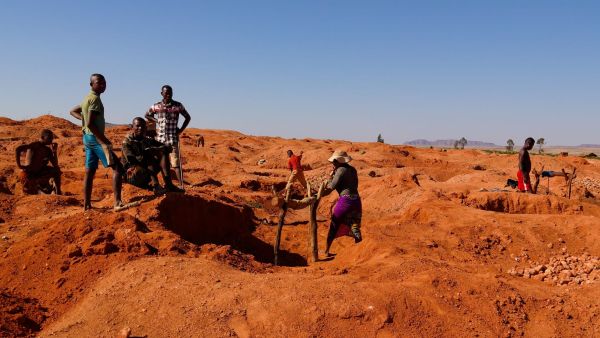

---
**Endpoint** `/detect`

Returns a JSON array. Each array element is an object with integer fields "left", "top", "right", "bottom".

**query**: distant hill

[
  {"left": 106, "top": 122, "right": 128, "bottom": 128},
  {"left": 404, "top": 139, "right": 499, "bottom": 148},
  {"left": 578, "top": 144, "right": 600, "bottom": 148}
]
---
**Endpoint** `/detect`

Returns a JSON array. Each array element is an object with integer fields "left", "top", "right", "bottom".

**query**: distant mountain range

[{"left": 404, "top": 139, "right": 499, "bottom": 147}]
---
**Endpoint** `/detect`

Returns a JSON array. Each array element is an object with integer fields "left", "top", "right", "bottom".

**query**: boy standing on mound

[
  {"left": 70, "top": 73, "right": 124, "bottom": 210},
  {"left": 518, "top": 137, "right": 535, "bottom": 193}
]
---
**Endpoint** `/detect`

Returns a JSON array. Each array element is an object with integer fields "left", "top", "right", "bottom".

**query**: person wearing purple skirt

[{"left": 321, "top": 150, "right": 362, "bottom": 257}]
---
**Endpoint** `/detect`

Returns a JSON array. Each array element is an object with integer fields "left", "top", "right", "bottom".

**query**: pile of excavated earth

[{"left": 0, "top": 115, "right": 599, "bottom": 337}]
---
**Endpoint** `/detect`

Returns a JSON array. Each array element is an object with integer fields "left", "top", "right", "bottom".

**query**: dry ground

[{"left": 0, "top": 115, "right": 599, "bottom": 337}]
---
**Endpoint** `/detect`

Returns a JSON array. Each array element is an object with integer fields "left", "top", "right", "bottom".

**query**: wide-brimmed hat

[{"left": 328, "top": 150, "right": 352, "bottom": 163}]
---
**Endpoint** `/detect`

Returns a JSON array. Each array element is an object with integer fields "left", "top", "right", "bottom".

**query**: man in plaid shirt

[{"left": 145, "top": 85, "right": 191, "bottom": 185}]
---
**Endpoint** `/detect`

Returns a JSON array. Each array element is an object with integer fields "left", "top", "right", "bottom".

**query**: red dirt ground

[{"left": 0, "top": 115, "right": 599, "bottom": 337}]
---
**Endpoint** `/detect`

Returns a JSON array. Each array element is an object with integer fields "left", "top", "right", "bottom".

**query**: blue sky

[{"left": 1, "top": 1, "right": 599, "bottom": 145}]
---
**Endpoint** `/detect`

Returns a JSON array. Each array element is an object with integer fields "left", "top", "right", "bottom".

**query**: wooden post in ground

[
  {"left": 274, "top": 201, "right": 288, "bottom": 266},
  {"left": 568, "top": 168, "right": 577, "bottom": 199},
  {"left": 308, "top": 183, "right": 324, "bottom": 263}
]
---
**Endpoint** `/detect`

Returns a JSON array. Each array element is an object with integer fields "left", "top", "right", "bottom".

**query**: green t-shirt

[{"left": 81, "top": 91, "right": 105, "bottom": 135}]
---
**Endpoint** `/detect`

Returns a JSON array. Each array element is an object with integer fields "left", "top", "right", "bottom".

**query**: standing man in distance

[
  {"left": 285, "top": 150, "right": 307, "bottom": 197},
  {"left": 69, "top": 73, "right": 124, "bottom": 210},
  {"left": 145, "top": 85, "right": 191, "bottom": 186},
  {"left": 518, "top": 137, "right": 535, "bottom": 193}
]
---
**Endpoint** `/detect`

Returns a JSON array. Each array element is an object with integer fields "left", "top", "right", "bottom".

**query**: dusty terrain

[{"left": 0, "top": 115, "right": 599, "bottom": 337}]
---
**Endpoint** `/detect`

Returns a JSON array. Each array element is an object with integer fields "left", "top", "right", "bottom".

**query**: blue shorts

[{"left": 83, "top": 134, "right": 110, "bottom": 170}]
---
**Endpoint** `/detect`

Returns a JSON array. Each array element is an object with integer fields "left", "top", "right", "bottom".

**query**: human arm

[
  {"left": 145, "top": 108, "right": 157, "bottom": 121},
  {"left": 518, "top": 149, "right": 524, "bottom": 172},
  {"left": 49, "top": 143, "right": 61, "bottom": 171},
  {"left": 177, "top": 109, "right": 191, "bottom": 135},
  {"left": 321, "top": 167, "right": 346, "bottom": 196},
  {"left": 69, "top": 105, "right": 82, "bottom": 121},
  {"left": 86, "top": 110, "right": 112, "bottom": 145},
  {"left": 122, "top": 139, "right": 144, "bottom": 166},
  {"left": 15, "top": 144, "right": 30, "bottom": 169}
]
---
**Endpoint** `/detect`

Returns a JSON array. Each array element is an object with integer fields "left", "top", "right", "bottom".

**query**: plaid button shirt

[{"left": 148, "top": 100, "right": 187, "bottom": 146}]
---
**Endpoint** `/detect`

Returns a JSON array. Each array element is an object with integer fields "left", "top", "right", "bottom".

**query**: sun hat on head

[{"left": 328, "top": 150, "right": 352, "bottom": 163}]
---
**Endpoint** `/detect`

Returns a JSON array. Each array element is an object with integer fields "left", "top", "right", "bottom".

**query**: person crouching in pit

[
  {"left": 121, "top": 117, "right": 184, "bottom": 194},
  {"left": 15, "top": 129, "right": 62, "bottom": 195},
  {"left": 321, "top": 150, "right": 363, "bottom": 257}
]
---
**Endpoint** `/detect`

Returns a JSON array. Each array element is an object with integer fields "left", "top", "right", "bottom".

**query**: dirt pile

[
  {"left": 463, "top": 191, "right": 584, "bottom": 214},
  {"left": 0, "top": 289, "right": 48, "bottom": 337}
]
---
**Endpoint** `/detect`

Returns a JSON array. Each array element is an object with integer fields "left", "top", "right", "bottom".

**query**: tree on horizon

[
  {"left": 506, "top": 139, "right": 514, "bottom": 151},
  {"left": 536, "top": 137, "right": 545, "bottom": 154},
  {"left": 377, "top": 134, "right": 385, "bottom": 143},
  {"left": 458, "top": 137, "right": 467, "bottom": 149}
]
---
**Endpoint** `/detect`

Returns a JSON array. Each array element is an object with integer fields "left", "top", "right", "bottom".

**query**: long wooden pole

[
  {"left": 568, "top": 168, "right": 577, "bottom": 199},
  {"left": 274, "top": 202, "right": 287, "bottom": 266},
  {"left": 308, "top": 183, "right": 325, "bottom": 263}
]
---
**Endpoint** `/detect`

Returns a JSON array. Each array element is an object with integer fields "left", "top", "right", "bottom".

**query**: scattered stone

[
  {"left": 117, "top": 327, "right": 131, "bottom": 338},
  {"left": 426, "top": 240, "right": 438, "bottom": 248},
  {"left": 240, "top": 180, "right": 261, "bottom": 191},
  {"left": 508, "top": 253, "right": 599, "bottom": 286},
  {"left": 66, "top": 245, "right": 83, "bottom": 258}
]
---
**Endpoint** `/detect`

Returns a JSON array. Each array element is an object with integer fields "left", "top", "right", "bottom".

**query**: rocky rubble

[
  {"left": 507, "top": 253, "right": 599, "bottom": 286},
  {"left": 578, "top": 177, "right": 600, "bottom": 196}
]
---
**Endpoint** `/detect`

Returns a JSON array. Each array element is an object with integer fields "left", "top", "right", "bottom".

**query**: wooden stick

[
  {"left": 308, "top": 182, "right": 325, "bottom": 263},
  {"left": 568, "top": 168, "right": 577, "bottom": 199},
  {"left": 273, "top": 202, "right": 288, "bottom": 266}
]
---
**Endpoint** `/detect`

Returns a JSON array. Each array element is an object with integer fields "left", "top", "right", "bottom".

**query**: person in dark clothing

[
  {"left": 518, "top": 137, "right": 535, "bottom": 193},
  {"left": 121, "top": 117, "right": 183, "bottom": 193},
  {"left": 321, "top": 150, "right": 362, "bottom": 257}
]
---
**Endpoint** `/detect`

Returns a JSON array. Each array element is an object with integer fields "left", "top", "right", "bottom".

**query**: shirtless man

[
  {"left": 518, "top": 137, "right": 535, "bottom": 193},
  {"left": 15, "top": 129, "right": 62, "bottom": 194}
]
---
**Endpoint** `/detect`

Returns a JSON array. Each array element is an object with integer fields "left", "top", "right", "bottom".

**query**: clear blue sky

[{"left": 1, "top": 1, "right": 599, "bottom": 145}]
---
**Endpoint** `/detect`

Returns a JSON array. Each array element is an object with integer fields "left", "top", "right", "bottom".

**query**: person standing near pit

[
  {"left": 285, "top": 150, "right": 307, "bottom": 197},
  {"left": 321, "top": 150, "right": 363, "bottom": 257},
  {"left": 145, "top": 85, "right": 191, "bottom": 187},
  {"left": 518, "top": 137, "right": 535, "bottom": 193},
  {"left": 69, "top": 73, "right": 124, "bottom": 210}
]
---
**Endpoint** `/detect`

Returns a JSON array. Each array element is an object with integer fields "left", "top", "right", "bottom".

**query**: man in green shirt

[{"left": 69, "top": 73, "right": 124, "bottom": 210}]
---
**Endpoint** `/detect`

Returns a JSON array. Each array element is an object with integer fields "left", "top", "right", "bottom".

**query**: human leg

[
  {"left": 110, "top": 157, "right": 123, "bottom": 207},
  {"left": 53, "top": 168, "right": 62, "bottom": 195},
  {"left": 168, "top": 143, "right": 182, "bottom": 184},
  {"left": 83, "top": 135, "right": 101, "bottom": 210},
  {"left": 297, "top": 170, "right": 308, "bottom": 194},
  {"left": 158, "top": 148, "right": 181, "bottom": 192},
  {"left": 83, "top": 167, "right": 96, "bottom": 210}
]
